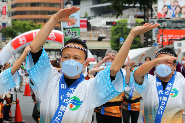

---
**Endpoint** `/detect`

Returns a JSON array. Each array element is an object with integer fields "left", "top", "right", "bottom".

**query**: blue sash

[
  {"left": 154, "top": 72, "right": 176, "bottom": 123},
  {"left": 51, "top": 73, "right": 84, "bottom": 123},
  {"left": 128, "top": 82, "right": 134, "bottom": 110}
]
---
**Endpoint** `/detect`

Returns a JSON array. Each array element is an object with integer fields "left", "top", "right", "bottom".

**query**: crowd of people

[
  {"left": 158, "top": 0, "right": 185, "bottom": 18},
  {"left": 0, "top": 6, "right": 185, "bottom": 123}
]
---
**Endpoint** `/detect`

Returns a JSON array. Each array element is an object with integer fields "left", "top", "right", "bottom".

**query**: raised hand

[
  {"left": 126, "top": 57, "right": 130, "bottom": 66},
  {"left": 130, "top": 23, "right": 160, "bottom": 37},
  {"left": 89, "top": 67, "right": 105, "bottom": 75},
  {"left": 102, "top": 56, "right": 111, "bottom": 63},
  {"left": 156, "top": 56, "right": 177, "bottom": 65},
  {"left": 24, "top": 45, "right": 31, "bottom": 54},
  {"left": 142, "top": 53, "right": 146, "bottom": 56},
  {"left": 53, "top": 6, "right": 80, "bottom": 24},
  {"left": 129, "top": 61, "right": 136, "bottom": 67}
]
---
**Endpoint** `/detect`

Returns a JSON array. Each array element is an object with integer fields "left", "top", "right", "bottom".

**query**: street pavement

[{"left": 7, "top": 85, "right": 185, "bottom": 123}]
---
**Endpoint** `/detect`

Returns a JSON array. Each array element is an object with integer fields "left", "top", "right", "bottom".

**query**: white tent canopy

[{"left": 128, "top": 47, "right": 157, "bottom": 63}]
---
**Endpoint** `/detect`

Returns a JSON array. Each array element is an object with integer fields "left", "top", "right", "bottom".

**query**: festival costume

[
  {"left": 132, "top": 67, "right": 185, "bottom": 123},
  {"left": 121, "top": 71, "right": 141, "bottom": 123},
  {"left": 94, "top": 69, "right": 125, "bottom": 121},
  {"left": 0, "top": 67, "right": 20, "bottom": 96},
  {"left": 26, "top": 48, "right": 125, "bottom": 123}
]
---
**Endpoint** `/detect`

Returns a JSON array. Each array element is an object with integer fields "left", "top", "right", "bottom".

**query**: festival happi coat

[
  {"left": 26, "top": 49, "right": 125, "bottom": 123},
  {"left": 122, "top": 73, "right": 141, "bottom": 111},
  {"left": 0, "top": 67, "right": 20, "bottom": 96},
  {"left": 131, "top": 67, "right": 185, "bottom": 123}
]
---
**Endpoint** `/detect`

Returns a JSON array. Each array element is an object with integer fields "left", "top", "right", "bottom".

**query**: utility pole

[
  {"left": 146, "top": 7, "right": 149, "bottom": 47},
  {"left": 151, "top": 0, "right": 153, "bottom": 45}
]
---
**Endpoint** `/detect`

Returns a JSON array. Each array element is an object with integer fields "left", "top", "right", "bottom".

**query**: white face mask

[{"left": 182, "top": 61, "right": 185, "bottom": 65}]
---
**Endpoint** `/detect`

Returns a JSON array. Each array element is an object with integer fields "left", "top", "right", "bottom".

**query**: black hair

[
  {"left": 156, "top": 47, "right": 177, "bottom": 64},
  {"left": 61, "top": 38, "right": 88, "bottom": 59},
  {"left": 145, "top": 56, "right": 151, "bottom": 61},
  {"left": 157, "top": 47, "right": 177, "bottom": 57},
  {"left": 163, "top": 5, "right": 168, "bottom": 15},
  {"left": 122, "top": 65, "right": 126, "bottom": 69},
  {"left": 130, "top": 65, "right": 137, "bottom": 72},
  {"left": 65, "top": 1, "right": 72, "bottom": 6}
]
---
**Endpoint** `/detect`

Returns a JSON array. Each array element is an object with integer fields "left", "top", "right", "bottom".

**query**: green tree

[
  {"left": 110, "top": 19, "right": 143, "bottom": 51},
  {"left": 102, "top": 0, "right": 157, "bottom": 18},
  {"left": 0, "top": 20, "right": 42, "bottom": 39}
]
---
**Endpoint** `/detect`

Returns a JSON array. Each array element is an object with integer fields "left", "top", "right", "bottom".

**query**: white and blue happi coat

[
  {"left": 26, "top": 48, "right": 125, "bottom": 123},
  {"left": 0, "top": 67, "right": 20, "bottom": 96}
]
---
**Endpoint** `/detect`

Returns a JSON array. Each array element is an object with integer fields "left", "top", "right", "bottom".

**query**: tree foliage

[
  {"left": 0, "top": 20, "right": 42, "bottom": 39},
  {"left": 110, "top": 19, "right": 143, "bottom": 51},
  {"left": 102, "top": 0, "right": 157, "bottom": 18}
]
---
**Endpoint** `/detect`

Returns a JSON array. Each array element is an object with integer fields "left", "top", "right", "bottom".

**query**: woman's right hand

[{"left": 53, "top": 6, "right": 80, "bottom": 24}]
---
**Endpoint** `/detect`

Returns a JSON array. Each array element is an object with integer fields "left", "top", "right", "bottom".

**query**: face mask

[
  {"left": 182, "top": 61, "right": 185, "bottom": 65},
  {"left": 106, "top": 61, "right": 112, "bottom": 67},
  {"left": 61, "top": 59, "right": 86, "bottom": 77},
  {"left": 156, "top": 64, "right": 173, "bottom": 77}
]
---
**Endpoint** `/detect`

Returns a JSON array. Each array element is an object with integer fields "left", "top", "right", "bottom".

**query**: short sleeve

[
  {"left": 26, "top": 48, "right": 61, "bottom": 98},
  {"left": 131, "top": 67, "right": 149, "bottom": 97},
  {"left": 0, "top": 67, "right": 20, "bottom": 96},
  {"left": 87, "top": 66, "right": 125, "bottom": 110}
]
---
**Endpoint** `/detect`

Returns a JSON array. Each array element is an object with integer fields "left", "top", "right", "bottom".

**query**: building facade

[
  {"left": 11, "top": 0, "right": 61, "bottom": 30},
  {"left": 0, "top": 0, "right": 12, "bottom": 46}
]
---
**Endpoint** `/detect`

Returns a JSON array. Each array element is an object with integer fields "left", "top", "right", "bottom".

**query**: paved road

[{"left": 7, "top": 85, "right": 185, "bottom": 123}]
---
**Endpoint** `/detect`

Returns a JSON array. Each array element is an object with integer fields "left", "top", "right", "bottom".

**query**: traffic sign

[
  {"left": 120, "top": 37, "right": 124, "bottom": 44},
  {"left": 153, "top": 43, "right": 157, "bottom": 46}
]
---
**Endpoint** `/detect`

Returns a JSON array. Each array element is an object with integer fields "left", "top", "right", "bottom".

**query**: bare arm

[
  {"left": 30, "top": 6, "right": 80, "bottom": 53},
  {"left": 11, "top": 46, "right": 31, "bottom": 75},
  {"left": 138, "top": 53, "right": 146, "bottom": 63},
  {"left": 134, "top": 56, "right": 177, "bottom": 85},
  {"left": 110, "top": 23, "right": 160, "bottom": 76},
  {"left": 177, "top": 49, "right": 181, "bottom": 58},
  {"left": 93, "top": 56, "right": 110, "bottom": 68},
  {"left": 125, "top": 62, "right": 131, "bottom": 85}
]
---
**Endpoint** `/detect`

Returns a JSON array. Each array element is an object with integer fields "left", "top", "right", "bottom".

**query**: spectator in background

[{"left": 138, "top": 53, "right": 155, "bottom": 75}]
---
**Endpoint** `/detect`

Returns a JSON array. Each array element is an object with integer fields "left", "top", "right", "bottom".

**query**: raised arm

[
  {"left": 93, "top": 56, "right": 110, "bottom": 68},
  {"left": 177, "top": 49, "right": 181, "bottom": 58},
  {"left": 30, "top": 6, "right": 80, "bottom": 53},
  {"left": 11, "top": 45, "right": 31, "bottom": 75},
  {"left": 134, "top": 56, "right": 177, "bottom": 85},
  {"left": 125, "top": 57, "right": 131, "bottom": 85},
  {"left": 110, "top": 23, "right": 160, "bottom": 76},
  {"left": 138, "top": 53, "right": 146, "bottom": 63}
]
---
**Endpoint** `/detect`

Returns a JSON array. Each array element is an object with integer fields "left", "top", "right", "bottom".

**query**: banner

[
  {"left": 157, "top": 20, "right": 185, "bottom": 29},
  {"left": 64, "top": 1, "right": 73, "bottom": 8},
  {"left": 157, "top": 29, "right": 185, "bottom": 46},
  {"left": 62, "top": 1, "right": 80, "bottom": 43},
  {"left": 158, "top": 0, "right": 185, "bottom": 18},
  {"left": 2, "top": 2, "right": 6, "bottom": 15},
  {"left": 64, "top": 28, "right": 80, "bottom": 42},
  {"left": 11, "top": 29, "right": 64, "bottom": 50},
  {"left": 63, "top": 13, "right": 80, "bottom": 28},
  {"left": 2, "top": 23, "right": 6, "bottom": 40},
  {"left": 80, "top": 19, "right": 87, "bottom": 32}
]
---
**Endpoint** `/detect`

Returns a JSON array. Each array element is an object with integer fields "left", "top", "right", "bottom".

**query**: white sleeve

[
  {"left": 131, "top": 67, "right": 153, "bottom": 97},
  {"left": 86, "top": 66, "right": 125, "bottom": 110},
  {"left": 26, "top": 48, "right": 61, "bottom": 98},
  {"left": 0, "top": 67, "right": 20, "bottom": 96}
]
